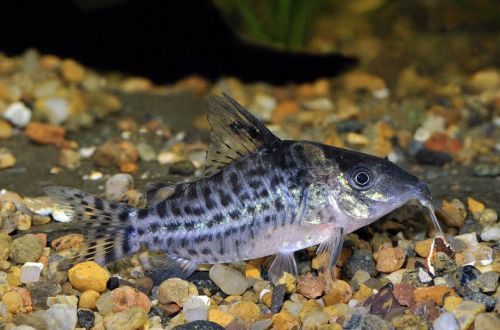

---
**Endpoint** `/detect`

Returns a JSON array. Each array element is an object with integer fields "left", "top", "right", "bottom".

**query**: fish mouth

[{"left": 415, "top": 182, "right": 448, "bottom": 236}]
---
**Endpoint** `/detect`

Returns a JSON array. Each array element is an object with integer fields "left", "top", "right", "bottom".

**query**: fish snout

[{"left": 415, "top": 181, "right": 432, "bottom": 202}]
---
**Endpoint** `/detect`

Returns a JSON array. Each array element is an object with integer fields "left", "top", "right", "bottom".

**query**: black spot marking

[
  {"left": 184, "top": 221, "right": 195, "bottom": 230},
  {"left": 156, "top": 201, "right": 167, "bottom": 218},
  {"left": 74, "top": 193, "right": 84, "bottom": 199},
  {"left": 171, "top": 206, "right": 182, "bottom": 217},
  {"left": 137, "top": 208, "right": 149, "bottom": 220},
  {"left": 203, "top": 186, "right": 215, "bottom": 210},
  {"left": 192, "top": 207, "right": 204, "bottom": 216},
  {"left": 149, "top": 222, "right": 160, "bottom": 233},
  {"left": 180, "top": 238, "right": 189, "bottom": 248},
  {"left": 201, "top": 248, "right": 211, "bottom": 255},
  {"left": 218, "top": 190, "right": 232, "bottom": 207},
  {"left": 240, "top": 192, "right": 251, "bottom": 201},
  {"left": 247, "top": 205, "right": 256, "bottom": 214},
  {"left": 187, "top": 249, "right": 198, "bottom": 256},
  {"left": 184, "top": 205, "right": 192, "bottom": 215},
  {"left": 229, "top": 172, "right": 242, "bottom": 194},
  {"left": 261, "top": 202, "right": 269, "bottom": 211},
  {"left": 187, "top": 187, "right": 198, "bottom": 200},
  {"left": 94, "top": 198, "right": 104, "bottom": 210},
  {"left": 248, "top": 180, "right": 260, "bottom": 190},
  {"left": 153, "top": 236, "right": 160, "bottom": 245},
  {"left": 264, "top": 215, "right": 271, "bottom": 224},
  {"left": 224, "top": 228, "right": 232, "bottom": 238},
  {"left": 118, "top": 211, "right": 129, "bottom": 223},
  {"left": 137, "top": 228, "right": 145, "bottom": 236},
  {"left": 274, "top": 198, "right": 284, "bottom": 211},
  {"left": 229, "top": 210, "right": 240, "bottom": 220},
  {"left": 259, "top": 189, "right": 269, "bottom": 198},
  {"left": 163, "top": 222, "right": 179, "bottom": 231},
  {"left": 271, "top": 174, "right": 281, "bottom": 186},
  {"left": 104, "top": 251, "right": 116, "bottom": 264},
  {"left": 109, "top": 203, "right": 118, "bottom": 210}
]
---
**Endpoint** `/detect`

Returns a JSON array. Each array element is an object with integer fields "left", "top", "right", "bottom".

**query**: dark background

[{"left": 0, "top": 0, "right": 355, "bottom": 83}]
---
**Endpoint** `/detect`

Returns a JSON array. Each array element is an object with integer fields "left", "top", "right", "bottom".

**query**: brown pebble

[
  {"left": 24, "top": 122, "right": 66, "bottom": 145},
  {"left": 111, "top": 286, "right": 151, "bottom": 313},
  {"left": 376, "top": 244, "right": 406, "bottom": 273},
  {"left": 413, "top": 286, "right": 455, "bottom": 306},
  {"left": 297, "top": 273, "right": 326, "bottom": 299},
  {"left": 393, "top": 284, "right": 415, "bottom": 307},
  {"left": 51, "top": 234, "right": 84, "bottom": 251}
]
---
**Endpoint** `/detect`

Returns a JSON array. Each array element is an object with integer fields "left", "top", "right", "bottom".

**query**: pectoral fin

[
  {"left": 268, "top": 250, "right": 298, "bottom": 284},
  {"left": 317, "top": 227, "right": 345, "bottom": 272}
]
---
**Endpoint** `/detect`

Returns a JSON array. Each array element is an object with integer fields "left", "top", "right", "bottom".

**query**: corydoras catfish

[{"left": 41, "top": 94, "right": 444, "bottom": 282}]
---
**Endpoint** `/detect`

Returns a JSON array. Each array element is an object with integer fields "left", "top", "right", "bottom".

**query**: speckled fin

[
  {"left": 268, "top": 251, "right": 298, "bottom": 284},
  {"left": 142, "top": 254, "right": 198, "bottom": 285},
  {"left": 316, "top": 227, "right": 344, "bottom": 273},
  {"left": 205, "top": 94, "right": 280, "bottom": 176}
]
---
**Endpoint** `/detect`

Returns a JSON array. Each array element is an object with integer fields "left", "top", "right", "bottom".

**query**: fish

[{"left": 39, "top": 94, "right": 445, "bottom": 283}]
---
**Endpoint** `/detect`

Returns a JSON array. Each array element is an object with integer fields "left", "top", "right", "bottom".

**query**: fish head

[{"left": 324, "top": 147, "right": 429, "bottom": 231}]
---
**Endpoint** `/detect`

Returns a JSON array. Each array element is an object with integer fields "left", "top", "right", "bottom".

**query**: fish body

[{"left": 44, "top": 95, "right": 437, "bottom": 281}]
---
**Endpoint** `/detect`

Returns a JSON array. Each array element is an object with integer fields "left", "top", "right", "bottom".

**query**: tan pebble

[
  {"left": 475, "top": 313, "right": 500, "bottom": 330},
  {"left": 415, "top": 239, "right": 433, "bottom": 257},
  {"left": 323, "top": 303, "right": 348, "bottom": 317},
  {"left": 7, "top": 266, "right": 22, "bottom": 286},
  {"left": 413, "top": 286, "right": 456, "bottom": 306},
  {"left": 298, "top": 299, "right": 322, "bottom": 321},
  {"left": 208, "top": 308, "right": 234, "bottom": 327},
  {"left": 278, "top": 272, "right": 296, "bottom": 294},
  {"left": 479, "top": 208, "right": 497, "bottom": 226},
  {"left": 272, "top": 100, "right": 300, "bottom": 124},
  {"left": 323, "top": 280, "right": 352, "bottom": 306},
  {"left": 261, "top": 290, "right": 272, "bottom": 307},
  {"left": 79, "top": 290, "right": 100, "bottom": 309},
  {"left": 0, "top": 148, "right": 16, "bottom": 169},
  {"left": 51, "top": 234, "right": 84, "bottom": 251},
  {"left": 352, "top": 283, "right": 373, "bottom": 301},
  {"left": 16, "top": 214, "right": 31, "bottom": 231},
  {"left": 58, "top": 149, "right": 81, "bottom": 170},
  {"left": 103, "top": 306, "right": 148, "bottom": 330},
  {"left": 121, "top": 77, "right": 153, "bottom": 93},
  {"left": 467, "top": 197, "right": 485, "bottom": 214},
  {"left": 297, "top": 273, "right": 325, "bottom": 299},
  {"left": 158, "top": 277, "right": 198, "bottom": 307},
  {"left": 344, "top": 72, "right": 386, "bottom": 92},
  {"left": 0, "top": 120, "right": 12, "bottom": 139},
  {"left": 2, "top": 291, "right": 24, "bottom": 313},
  {"left": 61, "top": 59, "right": 86, "bottom": 83},
  {"left": 444, "top": 295, "right": 463, "bottom": 312},
  {"left": 39, "top": 54, "right": 61, "bottom": 70},
  {"left": 229, "top": 300, "right": 260, "bottom": 322},
  {"left": 346, "top": 132, "right": 369, "bottom": 146},
  {"left": 272, "top": 311, "right": 301, "bottom": 330},
  {"left": 453, "top": 301, "right": 486, "bottom": 330},
  {"left": 376, "top": 244, "right": 406, "bottom": 273},
  {"left": 111, "top": 285, "right": 151, "bottom": 313},
  {"left": 244, "top": 262, "right": 261, "bottom": 279},
  {"left": 68, "top": 261, "right": 109, "bottom": 293},
  {"left": 120, "top": 162, "right": 138, "bottom": 174},
  {"left": 441, "top": 199, "right": 467, "bottom": 227}
]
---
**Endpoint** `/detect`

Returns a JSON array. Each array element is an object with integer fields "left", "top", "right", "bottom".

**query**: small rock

[
  {"left": 444, "top": 296, "right": 464, "bottom": 312},
  {"left": 2, "top": 291, "right": 24, "bottom": 313},
  {"left": 453, "top": 301, "right": 486, "bottom": 330},
  {"left": 480, "top": 224, "right": 500, "bottom": 241},
  {"left": 467, "top": 272, "right": 498, "bottom": 293},
  {"left": 93, "top": 139, "right": 138, "bottom": 167},
  {"left": 79, "top": 290, "right": 100, "bottom": 310},
  {"left": 169, "top": 160, "right": 196, "bottom": 176},
  {"left": 478, "top": 209, "right": 497, "bottom": 226},
  {"left": 251, "top": 318, "right": 273, "bottom": 330},
  {"left": 105, "top": 174, "right": 134, "bottom": 201},
  {"left": 103, "top": 307, "right": 148, "bottom": 330},
  {"left": 77, "top": 309, "right": 95, "bottom": 329},
  {"left": 463, "top": 292, "right": 496, "bottom": 312},
  {"left": 95, "top": 292, "right": 113, "bottom": 316},
  {"left": 391, "top": 314, "right": 427, "bottom": 330},
  {"left": 452, "top": 265, "right": 480, "bottom": 296},
  {"left": 61, "top": 59, "right": 86, "bottom": 83},
  {"left": 58, "top": 149, "right": 80, "bottom": 170},
  {"left": 68, "top": 261, "right": 110, "bottom": 293},
  {"left": 393, "top": 283, "right": 415, "bottom": 306},
  {"left": 474, "top": 313, "right": 500, "bottom": 330},
  {"left": 229, "top": 300, "right": 260, "bottom": 322},
  {"left": 323, "top": 280, "right": 352, "bottom": 305},
  {"left": 136, "top": 142, "right": 156, "bottom": 162},
  {"left": 297, "top": 273, "right": 325, "bottom": 299},
  {"left": 342, "top": 249, "right": 377, "bottom": 278},
  {"left": 363, "top": 285, "right": 400, "bottom": 318},
  {"left": 0, "top": 148, "right": 16, "bottom": 169},
  {"left": 270, "top": 284, "right": 286, "bottom": 313},
  {"left": 208, "top": 308, "right": 234, "bottom": 327},
  {"left": 20, "top": 262, "right": 43, "bottom": 284},
  {"left": 209, "top": 264, "right": 249, "bottom": 296},
  {"left": 376, "top": 244, "right": 406, "bottom": 273},
  {"left": 174, "top": 320, "right": 224, "bottom": 330},
  {"left": 9, "top": 235, "right": 43, "bottom": 264},
  {"left": 40, "top": 303, "right": 77, "bottom": 330},
  {"left": 183, "top": 295, "right": 210, "bottom": 322},
  {"left": 244, "top": 263, "right": 261, "bottom": 279},
  {"left": 4, "top": 102, "right": 31, "bottom": 127},
  {"left": 37, "top": 97, "right": 70, "bottom": 124},
  {"left": 111, "top": 286, "right": 151, "bottom": 313},
  {"left": 51, "top": 234, "right": 84, "bottom": 251},
  {"left": 24, "top": 122, "right": 66, "bottom": 145},
  {"left": 413, "top": 286, "right": 455, "bottom": 306},
  {"left": 46, "top": 295, "right": 78, "bottom": 307},
  {"left": 272, "top": 311, "right": 300, "bottom": 330},
  {"left": 0, "top": 120, "right": 12, "bottom": 139},
  {"left": 344, "top": 312, "right": 393, "bottom": 330},
  {"left": 272, "top": 100, "right": 300, "bottom": 124},
  {"left": 415, "top": 148, "right": 452, "bottom": 166},
  {"left": 302, "top": 310, "right": 330, "bottom": 329},
  {"left": 433, "top": 312, "right": 460, "bottom": 330},
  {"left": 27, "top": 280, "right": 62, "bottom": 310},
  {"left": 441, "top": 199, "right": 467, "bottom": 227},
  {"left": 158, "top": 277, "right": 198, "bottom": 307}
]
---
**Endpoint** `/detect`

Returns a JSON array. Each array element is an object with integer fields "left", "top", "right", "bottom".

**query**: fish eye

[{"left": 348, "top": 167, "right": 373, "bottom": 190}]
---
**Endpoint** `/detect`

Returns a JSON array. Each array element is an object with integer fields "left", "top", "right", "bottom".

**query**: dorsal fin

[{"left": 205, "top": 94, "right": 280, "bottom": 176}]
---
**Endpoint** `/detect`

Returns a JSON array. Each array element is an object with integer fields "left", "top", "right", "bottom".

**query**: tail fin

[{"left": 42, "top": 186, "right": 140, "bottom": 269}]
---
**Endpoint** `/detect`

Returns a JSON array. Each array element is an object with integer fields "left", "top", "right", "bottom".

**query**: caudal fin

[{"left": 42, "top": 186, "right": 140, "bottom": 268}]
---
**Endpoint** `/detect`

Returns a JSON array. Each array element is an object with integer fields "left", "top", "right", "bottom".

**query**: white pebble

[
  {"left": 4, "top": 102, "right": 31, "bottom": 127},
  {"left": 183, "top": 295, "right": 210, "bottom": 322},
  {"left": 433, "top": 312, "right": 459, "bottom": 330},
  {"left": 418, "top": 268, "right": 433, "bottom": 284},
  {"left": 42, "top": 97, "right": 69, "bottom": 124},
  {"left": 105, "top": 173, "right": 134, "bottom": 201},
  {"left": 79, "top": 146, "right": 96, "bottom": 158},
  {"left": 209, "top": 264, "right": 249, "bottom": 295},
  {"left": 40, "top": 304, "right": 77, "bottom": 330},
  {"left": 20, "top": 262, "right": 43, "bottom": 284},
  {"left": 480, "top": 225, "right": 500, "bottom": 241}
]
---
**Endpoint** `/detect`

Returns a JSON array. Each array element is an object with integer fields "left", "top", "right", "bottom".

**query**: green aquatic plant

[{"left": 213, "top": 0, "right": 329, "bottom": 51}]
